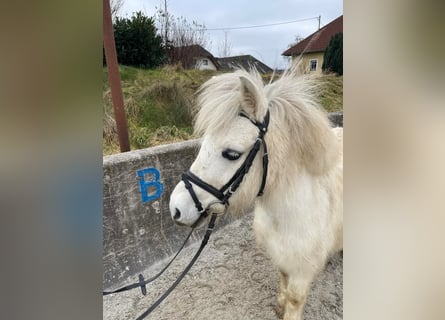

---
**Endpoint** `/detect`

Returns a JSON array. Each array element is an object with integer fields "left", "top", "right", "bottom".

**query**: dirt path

[{"left": 103, "top": 213, "right": 342, "bottom": 320}]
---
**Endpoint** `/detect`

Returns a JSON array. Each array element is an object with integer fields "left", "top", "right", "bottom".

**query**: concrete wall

[
  {"left": 103, "top": 113, "right": 343, "bottom": 289},
  {"left": 328, "top": 112, "right": 343, "bottom": 127},
  {"left": 103, "top": 140, "right": 236, "bottom": 289}
]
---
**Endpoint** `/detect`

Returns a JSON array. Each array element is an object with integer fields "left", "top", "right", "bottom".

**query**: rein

[
  {"left": 135, "top": 212, "right": 218, "bottom": 320},
  {"left": 103, "top": 110, "right": 270, "bottom": 319},
  {"left": 103, "top": 229, "right": 194, "bottom": 297},
  {"left": 103, "top": 212, "right": 219, "bottom": 320}
]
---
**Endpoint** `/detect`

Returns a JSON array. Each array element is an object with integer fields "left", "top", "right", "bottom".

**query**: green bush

[
  {"left": 322, "top": 33, "right": 343, "bottom": 75},
  {"left": 112, "top": 12, "right": 165, "bottom": 68}
]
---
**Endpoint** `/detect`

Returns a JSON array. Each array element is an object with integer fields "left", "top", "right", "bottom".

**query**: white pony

[{"left": 169, "top": 69, "right": 343, "bottom": 320}]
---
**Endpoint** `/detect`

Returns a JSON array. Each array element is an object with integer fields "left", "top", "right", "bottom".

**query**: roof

[
  {"left": 216, "top": 55, "right": 273, "bottom": 74},
  {"left": 282, "top": 15, "right": 343, "bottom": 56},
  {"left": 170, "top": 45, "right": 220, "bottom": 69}
]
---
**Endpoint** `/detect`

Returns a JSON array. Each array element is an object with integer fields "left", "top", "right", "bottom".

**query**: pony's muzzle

[{"left": 171, "top": 207, "right": 192, "bottom": 226}]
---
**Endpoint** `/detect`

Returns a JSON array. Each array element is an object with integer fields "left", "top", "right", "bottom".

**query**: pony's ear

[{"left": 239, "top": 76, "right": 259, "bottom": 116}]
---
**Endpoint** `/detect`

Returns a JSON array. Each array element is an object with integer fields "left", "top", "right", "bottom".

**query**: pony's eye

[{"left": 222, "top": 149, "right": 242, "bottom": 161}]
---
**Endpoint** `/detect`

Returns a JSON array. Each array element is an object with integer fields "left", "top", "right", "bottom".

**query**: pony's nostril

[{"left": 174, "top": 208, "right": 181, "bottom": 220}]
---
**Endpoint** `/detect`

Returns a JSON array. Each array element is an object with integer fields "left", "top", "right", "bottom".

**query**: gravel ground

[{"left": 103, "top": 212, "right": 342, "bottom": 320}]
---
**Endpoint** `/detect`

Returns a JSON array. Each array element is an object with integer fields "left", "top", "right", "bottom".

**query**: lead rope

[
  {"left": 135, "top": 213, "right": 218, "bottom": 320},
  {"left": 103, "top": 213, "right": 219, "bottom": 319},
  {"left": 102, "top": 228, "right": 194, "bottom": 296}
]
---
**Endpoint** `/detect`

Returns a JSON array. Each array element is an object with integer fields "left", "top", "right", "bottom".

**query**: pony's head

[
  {"left": 169, "top": 69, "right": 339, "bottom": 227},
  {"left": 169, "top": 70, "right": 269, "bottom": 226}
]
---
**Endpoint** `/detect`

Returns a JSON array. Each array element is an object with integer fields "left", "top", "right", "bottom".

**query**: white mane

[{"left": 194, "top": 69, "right": 338, "bottom": 176}]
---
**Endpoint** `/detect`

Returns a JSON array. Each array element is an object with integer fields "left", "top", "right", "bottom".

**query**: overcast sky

[{"left": 118, "top": 0, "right": 343, "bottom": 69}]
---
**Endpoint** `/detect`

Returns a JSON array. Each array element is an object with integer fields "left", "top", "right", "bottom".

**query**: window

[
  {"left": 202, "top": 59, "right": 208, "bottom": 66},
  {"left": 310, "top": 59, "right": 317, "bottom": 71}
]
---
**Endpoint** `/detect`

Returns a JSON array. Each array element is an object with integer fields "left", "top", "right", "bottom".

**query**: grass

[
  {"left": 103, "top": 64, "right": 219, "bottom": 155},
  {"left": 316, "top": 73, "right": 343, "bottom": 112},
  {"left": 103, "top": 66, "right": 343, "bottom": 155}
]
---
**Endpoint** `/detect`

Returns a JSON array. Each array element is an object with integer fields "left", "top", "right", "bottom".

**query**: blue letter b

[{"left": 137, "top": 168, "right": 164, "bottom": 203}]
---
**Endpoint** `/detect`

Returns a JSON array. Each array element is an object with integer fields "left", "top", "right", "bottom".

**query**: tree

[
  {"left": 287, "top": 34, "right": 304, "bottom": 48},
  {"left": 218, "top": 31, "right": 232, "bottom": 57},
  {"left": 110, "top": 0, "right": 124, "bottom": 19},
  {"left": 154, "top": 5, "right": 210, "bottom": 64},
  {"left": 168, "top": 16, "right": 209, "bottom": 48},
  {"left": 113, "top": 11, "right": 165, "bottom": 68},
  {"left": 322, "top": 33, "right": 343, "bottom": 75},
  {"left": 154, "top": 0, "right": 170, "bottom": 48}
]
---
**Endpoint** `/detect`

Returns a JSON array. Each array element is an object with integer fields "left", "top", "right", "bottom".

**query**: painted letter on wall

[{"left": 137, "top": 168, "right": 164, "bottom": 203}]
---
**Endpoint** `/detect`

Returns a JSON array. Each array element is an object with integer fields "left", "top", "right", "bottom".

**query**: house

[
  {"left": 170, "top": 45, "right": 220, "bottom": 71},
  {"left": 282, "top": 15, "right": 343, "bottom": 74},
  {"left": 170, "top": 45, "right": 273, "bottom": 74},
  {"left": 216, "top": 55, "right": 273, "bottom": 74}
]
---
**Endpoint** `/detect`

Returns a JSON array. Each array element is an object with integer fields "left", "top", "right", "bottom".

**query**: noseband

[{"left": 182, "top": 110, "right": 270, "bottom": 226}]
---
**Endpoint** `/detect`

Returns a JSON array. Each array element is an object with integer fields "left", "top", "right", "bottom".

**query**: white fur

[{"left": 169, "top": 69, "right": 343, "bottom": 319}]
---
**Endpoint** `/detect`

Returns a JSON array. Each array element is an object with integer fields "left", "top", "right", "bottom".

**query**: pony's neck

[{"left": 259, "top": 162, "right": 312, "bottom": 211}]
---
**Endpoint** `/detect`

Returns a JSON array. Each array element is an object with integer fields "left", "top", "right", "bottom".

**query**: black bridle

[{"left": 182, "top": 110, "right": 270, "bottom": 227}]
